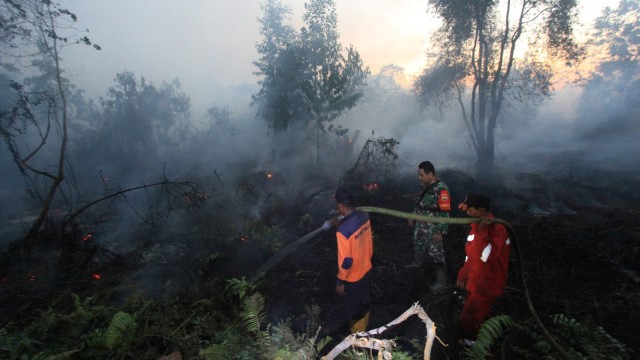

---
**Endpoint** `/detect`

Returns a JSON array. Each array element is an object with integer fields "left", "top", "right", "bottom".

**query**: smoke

[
  {"left": 2, "top": 0, "right": 637, "bottom": 305},
  {"left": 495, "top": 82, "right": 640, "bottom": 174}
]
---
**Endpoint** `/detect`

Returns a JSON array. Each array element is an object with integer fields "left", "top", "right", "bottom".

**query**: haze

[{"left": 60, "top": 0, "right": 614, "bottom": 116}]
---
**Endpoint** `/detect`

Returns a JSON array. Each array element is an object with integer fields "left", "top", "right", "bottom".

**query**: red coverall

[{"left": 457, "top": 214, "right": 511, "bottom": 340}]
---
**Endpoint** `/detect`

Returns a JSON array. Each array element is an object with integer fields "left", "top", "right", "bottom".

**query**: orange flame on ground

[
  {"left": 92, "top": 273, "right": 101, "bottom": 280},
  {"left": 82, "top": 234, "right": 93, "bottom": 241},
  {"left": 266, "top": 172, "right": 273, "bottom": 179}
]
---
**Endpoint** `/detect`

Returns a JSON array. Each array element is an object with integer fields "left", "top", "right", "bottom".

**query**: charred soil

[{"left": 0, "top": 167, "right": 638, "bottom": 359}]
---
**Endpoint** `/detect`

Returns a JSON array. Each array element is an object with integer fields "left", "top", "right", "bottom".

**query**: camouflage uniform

[{"left": 413, "top": 178, "right": 449, "bottom": 264}]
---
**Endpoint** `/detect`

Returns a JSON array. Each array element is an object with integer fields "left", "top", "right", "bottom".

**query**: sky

[{"left": 59, "top": 0, "right": 619, "bottom": 116}]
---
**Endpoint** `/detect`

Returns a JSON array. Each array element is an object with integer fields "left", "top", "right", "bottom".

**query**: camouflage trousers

[{"left": 413, "top": 223, "right": 445, "bottom": 264}]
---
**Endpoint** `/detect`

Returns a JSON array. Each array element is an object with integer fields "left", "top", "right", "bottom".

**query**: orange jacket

[{"left": 336, "top": 211, "right": 373, "bottom": 283}]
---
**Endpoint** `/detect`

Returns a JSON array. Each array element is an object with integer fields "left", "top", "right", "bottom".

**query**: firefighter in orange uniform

[
  {"left": 456, "top": 193, "right": 511, "bottom": 346},
  {"left": 326, "top": 186, "right": 374, "bottom": 333}
]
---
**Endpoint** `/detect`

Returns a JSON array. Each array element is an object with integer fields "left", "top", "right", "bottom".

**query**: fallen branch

[
  {"left": 322, "top": 302, "right": 437, "bottom": 360},
  {"left": 62, "top": 180, "right": 203, "bottom": 228}
]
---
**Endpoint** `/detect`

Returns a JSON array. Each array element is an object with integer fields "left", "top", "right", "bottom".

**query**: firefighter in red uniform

[
  {"left": 324, "top": 186, "right": 374, "bottom": 333},
  {"left": 456, "top": 193, "right": 511, "bottom": 345}
]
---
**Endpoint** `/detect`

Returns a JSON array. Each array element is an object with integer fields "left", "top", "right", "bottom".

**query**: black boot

[
  {"left": 405, "top": 250, "right": 425, "bottom": 269},
  {"left": 430, "top": 264, "right": 447, "bottom": 291}
]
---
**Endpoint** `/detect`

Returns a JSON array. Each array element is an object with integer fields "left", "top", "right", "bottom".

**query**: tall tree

[
  {"left": 581, "top": 0, "right": 639, "bottom": 111},
  {"left": 253, "top": 0, "right": 369, "bottom": 164},
  {"left": 577, "top": 0, "right": 639, "bottom": 160},
  {"left": 252, "top": 0, "right": 299, "bottom": 132},
  {"left": 0, "top": 0, "right": 99, "bottom": 239},
  {"left": 299, "top": 0, "right": 369, "bottom": 163},
  {"left": 74, "top": 71, "right": 191, "bottom": 175},
  {"left": 414, "top": 0, "right": 582, "bottom": 166}
]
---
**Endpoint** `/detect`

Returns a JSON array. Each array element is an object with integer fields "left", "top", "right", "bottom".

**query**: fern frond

[
  {"left": 45, "top": 349, "right": 80, "bottom": 359},
  {"left": 550, "top": 313, "right": 629, "bottom": 359},
  {"left": 226, "top": 277, "right": 255, "bottom": 300},
  {"left": 199, "top": 343, "right": 233, "bottom": 359},
  {"left": 241, "top": 293, "right": 271, "bottom": 357},
  {"left": 463, "top": 315, "right": 513, "bottom": 360},
  {"left": 104, "top": 311, "right": 137, "bottom": 350},
  {"left": 316, "top": 335, "right": 333, "bottom": 354}
]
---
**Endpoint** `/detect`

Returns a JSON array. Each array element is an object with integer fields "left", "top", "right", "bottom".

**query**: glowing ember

[
  {"left": 92, "top": 273, "right": 101, "bottom": 280},
  {"left": 266, "top": 172, "right": 273, "bottom": 179},
  {"left": 27, "top": 274, "right": 36, "bottom": 282},
  {"left": 363, "top": 182, "right": 380, "bottom": 192},
  {"left": 240, "top": 235, "right": 248, "bottom": 241},
  {"left": 82, "top": 234, "right": 93, "bottom": 241}
]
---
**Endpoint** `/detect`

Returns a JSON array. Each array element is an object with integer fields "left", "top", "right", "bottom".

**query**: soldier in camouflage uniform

[{"left": 407, "top": 161, "right": 451, "bottom": 291}]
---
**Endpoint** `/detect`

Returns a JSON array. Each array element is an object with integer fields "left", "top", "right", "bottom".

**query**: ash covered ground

[{"left": 1, "top": 164, "right": 638, "bottom": 359}]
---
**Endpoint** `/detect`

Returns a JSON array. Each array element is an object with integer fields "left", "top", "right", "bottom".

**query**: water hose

[
  {"left": 251, "top": 226, "right": 325, "bottom": 282},
  {"left": 356, "top": 206, "right": 572, "bottom": 360}
]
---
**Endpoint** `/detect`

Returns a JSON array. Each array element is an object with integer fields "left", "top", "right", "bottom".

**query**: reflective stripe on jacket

[
  {"left": 336, "top": 210, "right": 373, "bottom": 283},
  {"left": 457, "top": 214, "right": 511, "bottom": 297}
]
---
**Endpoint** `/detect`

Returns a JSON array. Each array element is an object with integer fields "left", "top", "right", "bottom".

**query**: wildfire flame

[
  {"left": 240, "top": 235, "right": 248, "bottom": 241},
  {"left": 92, "top": 273, "right": 101, "bottom": 280},
  {"left": 266, "top": 172, "right": 273, "bottom": 179},
  {"left": 82, "top": 234, "right": 93, "bottom": 241}
]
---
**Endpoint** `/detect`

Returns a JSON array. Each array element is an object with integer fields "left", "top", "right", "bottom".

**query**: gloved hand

[{"left": 321, "top": 220, "right": 332, "bottom": 231}]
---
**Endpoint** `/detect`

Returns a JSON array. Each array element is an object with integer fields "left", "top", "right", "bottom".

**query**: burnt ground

[
  {"left": 0, "top": 166, "right": 639, "bottom": 359},
  {"left": 254, "top": 168, "right": 640, "bottom": 359}
]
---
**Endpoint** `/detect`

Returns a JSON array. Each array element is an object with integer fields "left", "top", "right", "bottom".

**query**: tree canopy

[
  {"left": 415, "top": 0, "right": 582, "bottom": 166},
  {"left": 577, "top": 0, "right": 639, "bottom": 163},
  {"left": 0, "top": 0, "right": 99, "bottom": 238},
  {"left": 252, "top": 0, "right": 369, "bottom": 163}
]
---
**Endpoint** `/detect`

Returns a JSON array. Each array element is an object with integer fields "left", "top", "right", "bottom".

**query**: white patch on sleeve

[
  {"left": 467, "top": 234, "right": 475, "bottom": 242},
  {"left": 506, "top": 238, "right": 511, "bottom": 245},
  {"left": 464, "top": 255, "right": 468, "bottom": 262},
  {"left": 480, "top": 244, "right": 492, "bottom": 262}
]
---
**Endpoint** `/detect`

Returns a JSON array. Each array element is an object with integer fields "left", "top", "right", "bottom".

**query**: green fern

[
  {"left": 199, "top": 342, "right": 234, "bottom": 359},
  {"left": 550, "top": 314, "right": 628, "bottom": 360},
  {"left": 226, "top": 277, "right": 255, "bottom": 300},
  {"left": 201, "top": 251, "right": 224, "bottom": 265},
  {"left": 268, "top": 303, "right": 329, "bottom": 360},
  {"left": 242, "top": 293, "right": 271, "bottom": 357},
  {"left": 0, "top": 327, "right": 21, "bottom": 356},
  {"left": 44, "top": 349, "right": 80, "bottom": 359},
  {"left": 79, "top": 327, "right": 106, "bottom": 350},
  {"left": 463, "top": 315, "right": 514, "bottom": 360},
  {"left": 315, "top": 335, "right": 333, "bottom": 355},
  {"left": 104, "top": 311, "right": 137, "bottom": 350}
]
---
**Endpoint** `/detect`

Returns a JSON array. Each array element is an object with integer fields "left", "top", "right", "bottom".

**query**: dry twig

[{"left": 321, "top": 302, "right": 437, "bottom": 360}]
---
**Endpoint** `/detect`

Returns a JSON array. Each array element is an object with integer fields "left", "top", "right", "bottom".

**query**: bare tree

[{"left": 0, "top": 0, "right": 99, "bottom": 239}]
